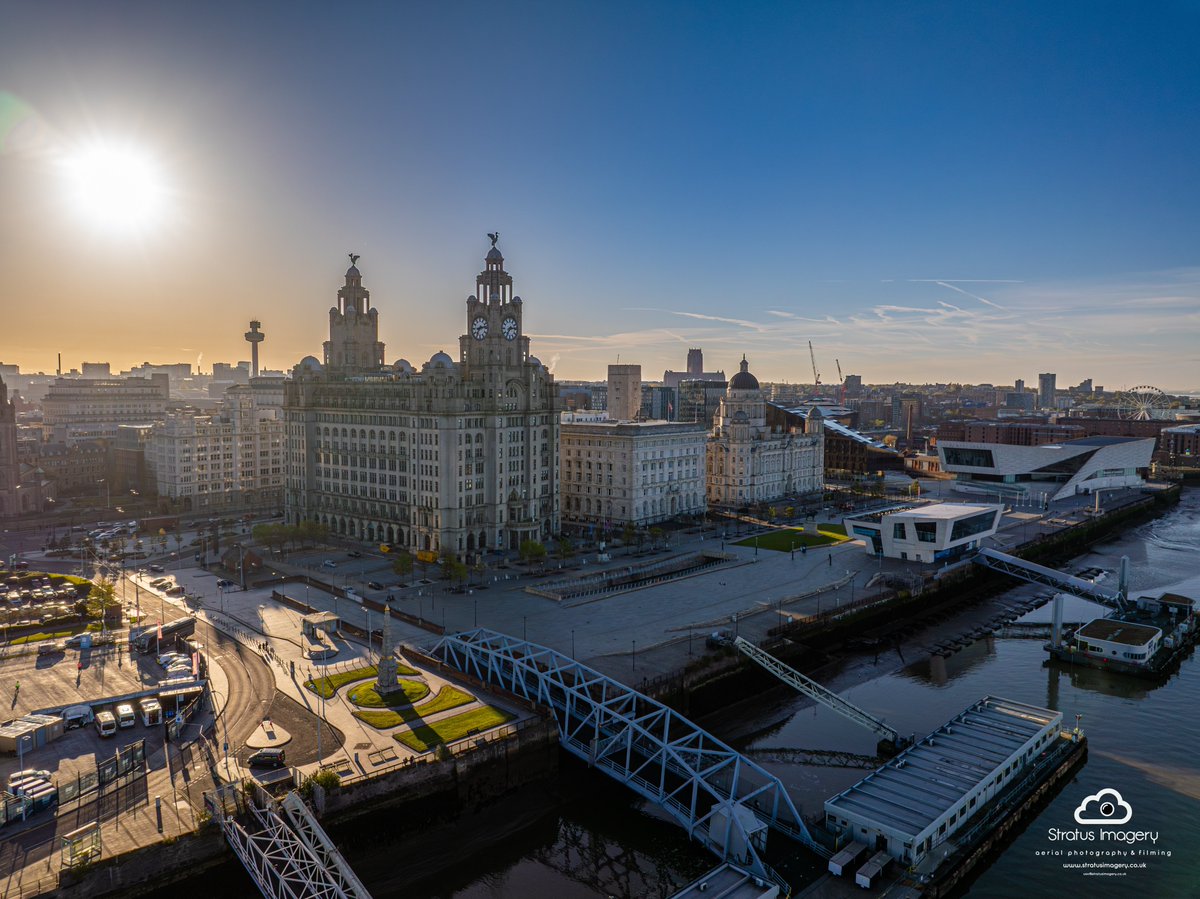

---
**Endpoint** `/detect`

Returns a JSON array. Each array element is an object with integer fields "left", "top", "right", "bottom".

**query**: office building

[
  {"left": 41, "top": 375, "right": 171, "bottom": 445},
  {"left": 663, "top": 348, "right": 725, "bottom": 389},
  {"left": 607, "top": 364, "right": 641, "bottom": 422},
  {"left": 560, "top": 413, "right": 706, "bottom": 530},
  {"left": 1038, "top": 373, "right": 1056, "bottom": 409},
  {"left": 148, "top": 392, "right": 284, "bottom": 512},
  {"left": 842, "top": 502, "right": 1003, "bottom": 564}
]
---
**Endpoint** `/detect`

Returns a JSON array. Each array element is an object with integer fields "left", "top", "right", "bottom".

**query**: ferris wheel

[{"left": 1115, "top": 385, "right": 1171, "bottom": 420}]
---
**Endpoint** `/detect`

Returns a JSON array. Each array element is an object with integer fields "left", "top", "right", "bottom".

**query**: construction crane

[
  {"left": 836, "top": 358, "right": 845, "bottom": 403},
  {"left": 808, "top": 341, "right": 821, "bottom": 386}
]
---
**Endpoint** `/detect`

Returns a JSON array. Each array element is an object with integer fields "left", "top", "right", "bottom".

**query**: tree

[
  {"left": 621, "top": 522, "right": 636, "bottom": 550},
  {"left": 767, "top": 506, "right": 777, "bottom": 521},
  {"left": 391, "top": 551, "right": 414, "bottom": 585},
  {"left": 649, "top": 527, "right": 665, "bottom": 549},
  {"left": 556, "top": 537, "right": 574, "bottom": 561},
  {"left": 86, "top": 579, "right": 121, "bottom": 621},
  {"left": 519, "top": 539, "right": 547, "bottom": 567},
  {"left": 445, "top": 558, "right": 468, "bottom": 586},
  {"left": 784, "top": 506, "right": 795, "bottom": 520}
]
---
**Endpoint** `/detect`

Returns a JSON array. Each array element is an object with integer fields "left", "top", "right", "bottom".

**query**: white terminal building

[
  {"left": 559, "top": 412, "right": 707, "bottom": 529},
  {"left": 825, "top": 697, "right": 1062, "bottom": 867},
  {"left": 936, "top": 436, "right": 1156, "bottom": 502},
  {"left": 842, "top": 502, "right": 1003, "bottom": 564}
]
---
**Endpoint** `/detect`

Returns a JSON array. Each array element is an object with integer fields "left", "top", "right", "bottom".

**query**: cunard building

[{"left": 284, "top": 238, "right": 559, "bottom": 556}]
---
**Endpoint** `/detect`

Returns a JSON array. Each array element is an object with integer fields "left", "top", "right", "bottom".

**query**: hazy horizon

[{"left": 2, "top": 3, "right": 1197, "bottom": 391}]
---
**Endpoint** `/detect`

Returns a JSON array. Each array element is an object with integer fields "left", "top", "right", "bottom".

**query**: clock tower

[{"left": 459, "top": 237, "right": 529, "bottom": 372}]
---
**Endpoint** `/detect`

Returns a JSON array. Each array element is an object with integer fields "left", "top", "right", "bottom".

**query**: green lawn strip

[
  {"left": 393, "top": 705, "right": 515, "bottom": 752},
  {"left": 352, "top": 685, "right": 476, "bottom": 730},
  {"left": 304, "top": 665, "right": 377, "bottom": 699},
  {"left": 817, "top": 522, "right": 847, "bottom": 536},
  {"left": 11, "top": 630, "right": 74, "bottom": 645},
  {"left": 734, "top": 528, "right": 848, "bottom": 551},
  {"left": 347, "top": 679, "right": 429, "bottom": 708}
]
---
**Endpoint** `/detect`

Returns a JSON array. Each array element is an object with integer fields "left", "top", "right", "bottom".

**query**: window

[
  {"left": 942, "top": 447, "right": 996, "bottom": 468},
  {"left": 950, "top": 511, "right": 998, "bottom": 542},
  {"left": 892, "top": 522, "right": 907, "bottom": 541},
  {"left": 915, "top": 522, "right": 937, "bottom": 543}
]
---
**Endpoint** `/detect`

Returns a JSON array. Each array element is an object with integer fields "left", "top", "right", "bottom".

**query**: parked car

[
  {"left": 322, "top": 560, "right": 337, "bottom": 569},
  {"left": 64, "top": 633, "right": 90, "bottom": 648},
  {"left": 247, "top": 748, "right": 286, "bottom": 769},
  {"left": 148, "top": 564, "right": 165, "bottom": 573},
  {"left": 366, "top": 581, "right": 384, "bottom": 591},
  {"left": 37, "top": 641, "right": 64, "bottom": 657},
  {"left": 216, "top": 579, "right": 232, "bottom": 588},
  {"left": 347, "top": 550, "right": 362, "bottom": 558}
]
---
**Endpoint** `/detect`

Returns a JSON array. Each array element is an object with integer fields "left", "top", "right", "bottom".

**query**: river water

[{"left": 153, "top": 489, "right": 1200, "bottom": 898}]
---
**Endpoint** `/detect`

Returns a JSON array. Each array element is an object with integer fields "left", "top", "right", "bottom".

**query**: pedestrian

[
  {"left": 828, "top": 553, "right": 832, "bottom": 566},
  {"left": 13, "top": 681, "right": 18, "bottom": 695}
]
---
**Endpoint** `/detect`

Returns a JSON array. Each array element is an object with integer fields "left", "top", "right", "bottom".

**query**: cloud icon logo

[{"left": 1074, "top": 788, "right": 1133, "bottom": 825}]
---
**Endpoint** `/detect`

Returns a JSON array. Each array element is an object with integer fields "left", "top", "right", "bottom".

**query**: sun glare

[{"left": 61, "top": 141, "right": 168, "bottom": 236}]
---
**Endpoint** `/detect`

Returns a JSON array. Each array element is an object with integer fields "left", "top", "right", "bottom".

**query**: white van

[
  {"left": 62, "top": 705, "right": 94, "bottom": 729},
  {"left": 115, "top": 703, "right": 136, "bottom": 728},
  {"left": 95, "top": 711, "right": 117, "bottom": 737}
]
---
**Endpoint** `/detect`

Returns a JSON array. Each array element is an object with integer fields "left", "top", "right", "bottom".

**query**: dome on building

[
  {"left": 427, "top": 351, "right": 454, "bottom": 368},
  {"left": 346, "top": 264, "right": 360, "bottom": 278},
  {"left": 486, "top": 246, "right": 503, "bottom": 262},
  {"left": 528, "top": 356, "right": 541, "bottom": 367},
  {"left": 392, "top": 359, "right": 415, "bottom": 374},
  {"left": 728, "top": 354, "right": 760, "bottom": 391},
  {"left": 298, "top": 355, "right": 323, "bottom": 373}
]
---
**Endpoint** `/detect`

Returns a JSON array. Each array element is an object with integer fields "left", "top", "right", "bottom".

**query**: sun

[{"left": 61, "top": 141, "right": 168, "bottom": 236}]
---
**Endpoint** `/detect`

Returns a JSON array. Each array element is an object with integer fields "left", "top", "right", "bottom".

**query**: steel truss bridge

[
  {"left": 972, "top": 548, "right": 1128, "bottom": 610},
  {"left": 434, "top": 628, "right": 828, "bottom": 886},
  {"left": 733, "top": 637, "right": 903, "bottom": 747},
  {"left": 208, "top": 786, "right": 372, "bottom": 899}
]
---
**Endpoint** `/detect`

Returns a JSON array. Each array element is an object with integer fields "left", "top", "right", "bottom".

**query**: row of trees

[{"left": 250, "top": 521, "right": 331, "bottom": 555}]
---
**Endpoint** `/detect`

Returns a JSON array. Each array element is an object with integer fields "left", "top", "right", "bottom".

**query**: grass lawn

[
  {"left": 11, "top": 630, "right": 74, "bottom": 645},
  {"left": 304, "top": 665, "right": 377, "bottom": 699},
  {"left": 394, "top": 705, "right": 515, "bottom": 752},
  {"left": 734, "top": 527, "right": 849, "bottom": 552},
  {"left": 353, "top": 685, "right": 476, "bottom": 730},
  {"left": 347, "top": 679, "right": 430, "bottom": 708},
  {"left": 817, "top": 522, "right": 847, "bottom": 536}
]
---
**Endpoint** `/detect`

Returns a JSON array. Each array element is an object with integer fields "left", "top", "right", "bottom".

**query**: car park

[
  {"left": 247, "top": 748, "right": 286, "bottom": 769},
  {"left": 157, "top": 652, "right": 187, "bottom": 669}
]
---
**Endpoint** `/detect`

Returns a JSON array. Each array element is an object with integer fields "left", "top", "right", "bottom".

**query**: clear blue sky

[{"left": 1, "top": 1, "right": 1197, "bottom": 390}]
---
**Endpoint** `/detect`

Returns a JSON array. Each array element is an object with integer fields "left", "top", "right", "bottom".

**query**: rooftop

[
  {"left": 825, "top": 697, "right": 1060, "bottom": 841},
  {"left": 1076, "top": 618, "right": 1162, "bottom": 646}
]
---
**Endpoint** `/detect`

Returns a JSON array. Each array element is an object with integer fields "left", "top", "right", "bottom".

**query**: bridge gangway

[
  {"left": 208, "top": 784, "right": 372, "bottom": 899},
  {"left": 973, "top": 548, "right": 1126, "bottom": 609},
  {"left": 733, "top": 637, "right": 901, "bottom": 746},
  {"left": 434, "top": 628, "right": 830, "bottom": 887}
]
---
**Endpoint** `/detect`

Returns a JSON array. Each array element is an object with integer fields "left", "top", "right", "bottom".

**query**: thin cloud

[{"left": 926, "top": 280, "right": 1008, "bottom": 310}]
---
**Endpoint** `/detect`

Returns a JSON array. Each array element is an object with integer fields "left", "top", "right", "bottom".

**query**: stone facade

[
  {"left": 148, "top": 391, "right": 284, "bottom": 512},
  {"left": 284, "top": 242, "right": 559, "bottom": 556},
  {"left": 560, "top": 413, "right": 707, "bottom": 530},
  {"left": 706, "top": 356, "right": 824, "bottom": 508}
]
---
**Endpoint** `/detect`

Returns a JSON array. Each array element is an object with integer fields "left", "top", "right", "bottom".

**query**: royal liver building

[{"left": 284, "top": 238, "right": 559, "bottom": 556}]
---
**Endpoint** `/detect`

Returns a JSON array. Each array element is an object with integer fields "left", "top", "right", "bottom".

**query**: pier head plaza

[{"left": 0, "top": 468, "right": 1179, "bottom": 898}]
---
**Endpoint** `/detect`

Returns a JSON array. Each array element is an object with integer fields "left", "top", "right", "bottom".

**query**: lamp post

[{"left": 631, "top": 639, "right": 636, "bottom": 671}]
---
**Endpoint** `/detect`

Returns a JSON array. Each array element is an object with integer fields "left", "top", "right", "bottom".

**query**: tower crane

[
  {"left": 836, "top": 358, "right": 845, "bottom": 403},
  {"left": 808, "top": 341, "right": 821, "bottom": 386}
]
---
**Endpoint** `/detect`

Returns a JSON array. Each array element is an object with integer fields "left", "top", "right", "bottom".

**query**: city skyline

[{"left": 1, "top": 3, "right": 1197, "bottom": 390}]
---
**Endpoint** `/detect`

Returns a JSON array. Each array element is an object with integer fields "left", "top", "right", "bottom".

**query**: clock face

[
  {"left": 502, "top": 316, "right": 518, "bottom": 340},
  {"left": 471, "top": 316, "right": 489, "bottom": 340}
]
